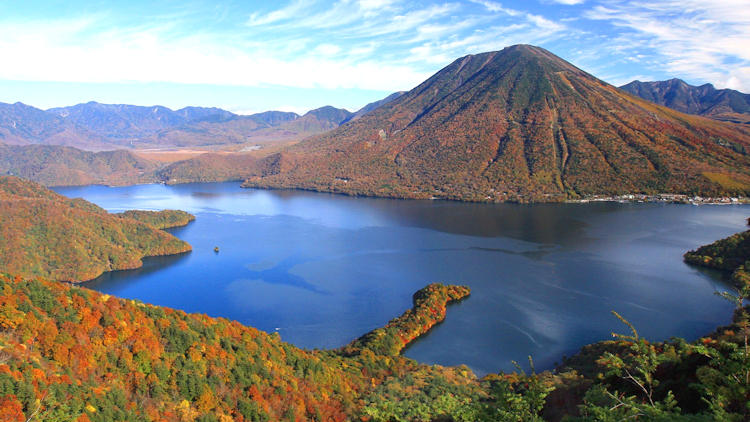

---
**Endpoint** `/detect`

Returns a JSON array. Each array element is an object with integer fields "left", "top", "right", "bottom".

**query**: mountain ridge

[
  {"left": 620, "top": 79, "right": 750, "bottom": 124},
  {"left": 1, "top": 100, "right": 359, "bottom": 150}
]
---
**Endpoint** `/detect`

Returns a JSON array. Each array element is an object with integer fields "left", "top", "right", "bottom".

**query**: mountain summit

[{"left": 244, "top": 45, "right": 750, "bottom": 201}]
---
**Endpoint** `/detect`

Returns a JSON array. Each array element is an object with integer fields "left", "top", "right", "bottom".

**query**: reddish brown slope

[{"left": 244, "top": 45, "right": 750, "bottom": 202}]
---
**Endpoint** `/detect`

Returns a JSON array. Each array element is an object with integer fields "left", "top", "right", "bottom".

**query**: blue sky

[{"left": 0, "top": 0, "right": 748, "bottom": 114}]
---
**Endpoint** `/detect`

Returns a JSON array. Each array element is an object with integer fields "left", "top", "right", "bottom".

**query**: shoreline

[{"left": 568, "top": 193, "right": 750, "bottom": 205}]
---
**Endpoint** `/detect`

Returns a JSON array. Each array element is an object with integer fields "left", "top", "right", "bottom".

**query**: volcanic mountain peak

[{"left": 244, "top": 44, "right": 750, "bottom": 202}]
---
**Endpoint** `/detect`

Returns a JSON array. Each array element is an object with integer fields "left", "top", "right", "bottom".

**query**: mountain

[
  {"left": 342, "top": 91, "right": 406, "bottom": 124},
  {"left": 2, "top": 99, "right": 354, "bottom": 151},
  {"left": 47, "top": 101, "right": 233, "bottom": 142},
  {"left": 45, "top": 102, "right": 350, "bottom": 147},
  {"left": 148, "top": 107, "right": 348, "bottom": 149},
  {"left": 0, "top": 102, "right": 108, "bottom": 149},
  {"left": 38, "top": 102, "right": 351, "bottom": 149},
  {"left": 243, "top": 45, "right": 750, "bottom": 202},
  {"left": 248, "top": 110, "right": 300, "bottom": 125},
  {"left": 280, "top": 106, "right": 353, "bottom": 133},
  {"left": 0, "top": 176, "right": 191, "bottom": 281},
  {"left": 175, "top": 106, "right": 236, "bottom": 123},
  {"left": 620, "top": 79, "right": 750, "bottom": 124},
  {"left": 0, "top": 144, "right": 160, "bottom": 186}
]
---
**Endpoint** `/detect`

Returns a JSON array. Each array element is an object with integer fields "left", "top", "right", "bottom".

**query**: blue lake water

[{"left": 54, "top": 182, "right": 749, "bottom": 375}]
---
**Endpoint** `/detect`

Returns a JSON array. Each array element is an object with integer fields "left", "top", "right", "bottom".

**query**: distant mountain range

[
  {"left": 620, "top": 79, "right": 750, "bottom": 124},
  {"left": 0, "top": 99, "right": 405, "bottom": 150},
  {"left": 243, "top": 45, "right": 750, "bottom": 201}
]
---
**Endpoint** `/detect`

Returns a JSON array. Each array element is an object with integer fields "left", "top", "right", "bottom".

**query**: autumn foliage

[
  {"left": 0, "top": 176, "right": 192, "bottom": 282},
  {"left": 115, "top": 210, "right": 196, "bottom": 230},
  {"left": 343, "top": 283, "right": 470, "bottom": 356},
  {"left": 0, "top": 274, "right": 482, "bottom": 421}
]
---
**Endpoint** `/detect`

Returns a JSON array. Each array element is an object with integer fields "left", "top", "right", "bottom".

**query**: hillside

[
  {"left": 151, "top": 106, "right": 350, "bottom": 149},
  {"left": 621, "top": 79, "right": 750, "bottom": 124},
  {"left": 684, "top": 219, "right": 750, "bottom": 291},
  {"left": 0, "top": 144, "right": 160, "bottom": 186},
  {"left": 0, "top": 176, "right": 192, "bottom": 282},
  {"left": 243, "top": 45, "right": 750, "bottom": 202},
  {"left": 0, "top": 275, "right": 483, "bottom": 421},
  {"left": 0, "top": 102, "right": 108, "bottom": 149},
  {"left": 157, "top": 152, "right": 264, "bottom": 184}
]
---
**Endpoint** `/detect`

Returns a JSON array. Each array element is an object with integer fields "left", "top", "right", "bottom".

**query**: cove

[{"left": 53, "top": 182, "right": 749, "bottom": 376}]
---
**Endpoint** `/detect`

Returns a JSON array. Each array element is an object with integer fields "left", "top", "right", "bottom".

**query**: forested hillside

[
  {"left": 0, "top": 176, "right": 192, "bottom": 282},
  {"left": 0, "top": 276, "right": 485, "bottom": 421},
  {"left": 115, "top": 210, "right": 196, "bottom": 230},
  {"left": 0, "top": 144, "right": 159, "bottom": 186}
]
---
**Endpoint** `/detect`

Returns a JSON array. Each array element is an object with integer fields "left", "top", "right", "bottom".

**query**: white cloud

[
  {"left": 0, "top": 1, "right": 573, "bottom": 94},
  {"left": 547, "top": 0, "right": 585, "bottom": 5},
  {"left": 584, "top": 0, "right": 750, "bottom": 91},
  {"left": 247, "top": 0, "right": 309, "bottom": 26},
  {"left": 0, "top": 15, "right": 430, "bottom": 92},
  {"left": 313, "top": 43, "right": 342, "bottom": 56}
]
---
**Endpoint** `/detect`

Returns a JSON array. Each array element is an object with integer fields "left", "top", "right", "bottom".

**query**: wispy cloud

[
  {"left": 547, "top": 0, "right": 586, "bottom": 5},
  {"left": 247, "top": 0, "right": 309, "bottom": 26},
  {"left": 584, "top": 0, "right": 750, "bottom": 91},
  {"left": 1, "top": 0, "right": 747, "bottom": 110},
  {"left": 0, "top": 1, "right": 571, "bottom": 93}
]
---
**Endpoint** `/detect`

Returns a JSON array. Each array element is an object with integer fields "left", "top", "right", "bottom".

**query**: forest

[
  {"left": 115, "top": 210, "right": 196, "bottom": 230},
  {"left": 0, "top": 176, "right": 192, "bottom": 282}
]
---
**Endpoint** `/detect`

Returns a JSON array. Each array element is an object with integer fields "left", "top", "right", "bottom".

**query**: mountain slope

[
  {"left": 0, "top": 273, "right": 481, "bottom": 421},
  {"left": 342, "top": 91, "right": 406, "bottom": 124},
  {"left": 3, "top": 100, "right": 353, "bottom": 151},
  {"left": 620, "top": 79, "right": 750, "bottom": 124},
  {"left": 244, "top": 45, "right": 750, "bottom": 202},
  {"left": 280, "top": 106, "right": 352, "bottom": 133},
  {"left": 0, "top": 176, "right": 192, "bottom": 281},
  {"left": 0, "top": 144, "right": 160, "bottom": 186},
  {"left": 0, "top": 102, "right": 107, "bottom": 149},
  {"left": 248, "top": 110, "right": 300, "bottom": 125},
  {"left": 48, "top": 102, "right": 207, "bottom": 141}
]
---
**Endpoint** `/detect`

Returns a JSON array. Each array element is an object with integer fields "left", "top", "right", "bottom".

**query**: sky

[{"left": 0, "top": 0, "right": 748, "bottom": 115}]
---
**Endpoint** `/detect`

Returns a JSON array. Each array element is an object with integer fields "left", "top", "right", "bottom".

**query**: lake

[{"left": 54, "top": 182, "right": 748, "bottom": 375}]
